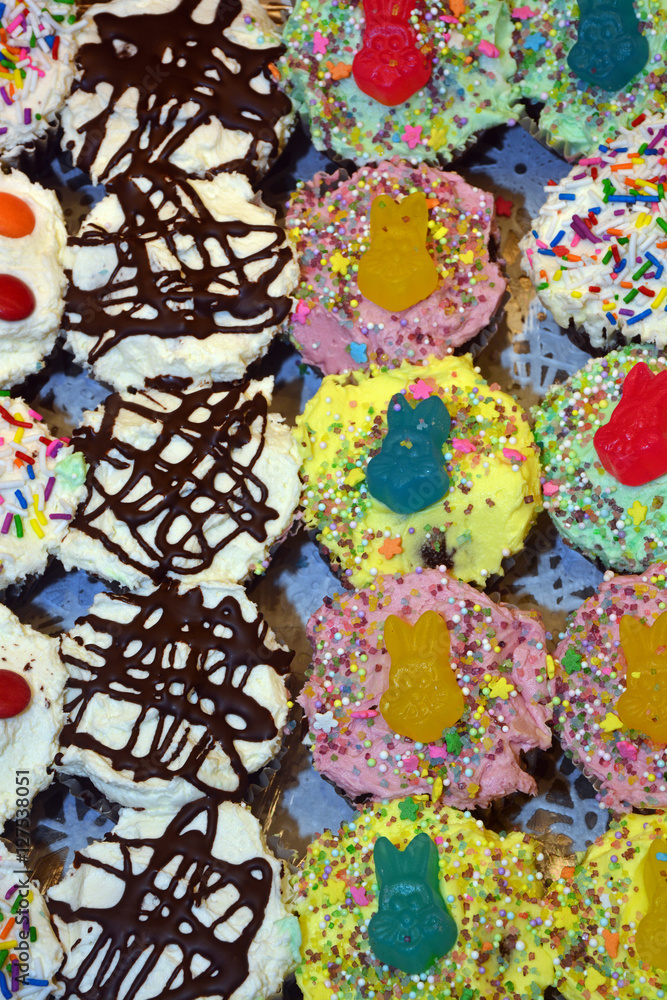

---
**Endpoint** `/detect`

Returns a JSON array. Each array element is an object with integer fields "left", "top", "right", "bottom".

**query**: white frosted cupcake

[
  {"left": 57, "top": 580, "right": 292, "bottom": 809},
  {"left": 48, "top": 799, "right": 301, "bottom": 1000},
  {"left": 0, "top": 844, "right": 63, "bottom": 1000},
  {"left": 0, "top": 603, "right": 66, "bottom": 830},
  {"left": 0, "top": 2, "right": 82, "bottom": 163},
  {"left": 0, "top": 170, "right": 66, "bottom": 386}
]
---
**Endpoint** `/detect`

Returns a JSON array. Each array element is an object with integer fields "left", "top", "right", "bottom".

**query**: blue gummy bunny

[
  {"left": 567, "top": 0, "right": 649, "bottom": 92},
  {"left": 366, "top": 393, "right": 451, "bottom": 515},
  {"left": 367, "top": 832, "right": 458, "bottom": 975}
]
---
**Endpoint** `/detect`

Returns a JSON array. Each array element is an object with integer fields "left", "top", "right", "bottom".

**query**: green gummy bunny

[
  {"left": 567, "top": 0, "right": 649, "bottom": 92},
  {"left": 367, "top": 832, "right": 457, "bottom": 974}
]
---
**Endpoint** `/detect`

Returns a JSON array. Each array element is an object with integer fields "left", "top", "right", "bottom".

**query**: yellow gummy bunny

[
  {"left": 617, "top": 610, "right": 667, "bottom": 744},
  {"left": 357, "top": 192, "right": 439, "bottom": 312},
  {"left": 634, "top": 838, "right": 667, "bottom": 969},
  {"left": 380, "top": 610, "right": 465, "bottom": 742}
]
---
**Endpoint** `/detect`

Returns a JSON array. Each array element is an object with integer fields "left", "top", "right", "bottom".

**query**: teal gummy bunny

[
  {"left": 567, "top": 0, "right": 649, "bottom": 92},
  {"left": 365, "top": 393, "right": 451, "bottom": 515},
  {"left": 367, "top": 832, "right": 457, "bottom": 974}
]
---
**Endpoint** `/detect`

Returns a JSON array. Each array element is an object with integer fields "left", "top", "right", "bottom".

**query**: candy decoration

[
  {"left": 0, "top": 194, "right": 35, "bottom": 239},
  {"left": 366, "top": 393, "right": 450, "bottom": 514},
  {"left": 567, "top": 0, "right": 649, "bottom": 92},
  {"left": 0, "top": 275, "right": 35, "bottom": 322},
  {"left": 380, "top": 611, "right": 465, "bottom": 741},
  {"left": 617, "top": 610, "right": 667, "bottom": 743},
  {"left": 352, "top": 0, "right": 431, "bottom": 106},
  {"left": 0, "top": 3, "right": 76, "bottom": 122},
  {"left": 358, "top": 192, "right": 438, "bottom": 312},
  {"left": 634, "top": 838, "right": 667, "bottom": 969},
  {"left": 368, "top": 832, "right": 457, "bottom": 974},
  {"left": 593, "top": 362, "right": 667, "bottom": 486},
  {"left": 0, "top": 670, "right": 31, "bottom": 719}
]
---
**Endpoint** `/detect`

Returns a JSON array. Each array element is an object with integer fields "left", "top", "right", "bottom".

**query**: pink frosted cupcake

[
  {"left": 286, "top": 159, "right": 505, "bottom": 374},
  {"left": 301, "top": 569, "right": 552, "bottom": 809},
  {"left": 553, "top": 563, "right": 667, "bottom": 814}
]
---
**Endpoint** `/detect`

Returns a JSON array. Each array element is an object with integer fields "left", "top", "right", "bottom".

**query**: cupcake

[
  {"left": 0, "top": 602, "right": 66, "bottom": 830},
  {"left": 65, "top": 172, "right": 299, "bottom": 391},
  {"left": 295, "top": 354, "right": 542, "bottom": 589},
  {"left": 0, "top": 2, "right": 81, "bottom": 163},
  {"left": 510, "top": 0, "right": 667, "bottom": 161},
  {"left": 280, "top": 0, "right": 518, "bottom": 165},
  {"left": 0, "top": 169, "right": 67, "bottom": 387},
  {"left": 294, "top": 798, "right": 556, "bottom": 1000},
  {"left": 546, "top": 813, "right": 667, "bottom": 1000},
  {"left": 286, "top": 159, "right": 505, "bottom": 374},
  {"left": 0, "top": 844, "right": 63, "bottom": 1000},
  {"left": 301, "top": 569, "right": 553, "bottom": 809},
  {"left": 552, "top": 564, "right": 667, "bottom": 813},
  {"left": 60, "top": 0, "right": 293, "bottom": 185},
  {"left": 520, "top": 113, "right": 667, "bottom": 353},
  {"left": 57, "top": 580, "right": 292, "bottom": 810},
  {"left": 48, "top": 798, "right": 301, "bottom": 1000},
  {"left": 533, "top": 345, "right": 667, "bottom": 573},
  {"left": 60, "top": 376, "right": 300, "bottom": 591},
  {"left": 0, "top": 396, "right": 87, "bottom": 590}
]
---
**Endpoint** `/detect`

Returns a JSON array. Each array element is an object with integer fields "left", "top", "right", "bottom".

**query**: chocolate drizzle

[
  {"left": 70, "top": 0, "right": 290, "bottom": 182},
  {"left": 59, "top": 584, "right": 292, "bottom": 798},
  {"left": 49, "top": 798, "right": 274, "bottom": 1000},
  {"left": 71, "top": 376, "right": 280, "bottom": 583},
  {"left": 65, "top": 172, "right": 294, "bottom": 364}
]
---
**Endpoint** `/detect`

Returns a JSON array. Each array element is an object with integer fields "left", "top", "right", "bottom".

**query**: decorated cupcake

[
  {"left": 546, "top": 813, "right": 667, "bottom": 1000},
  {"left": 0, "top": 2, "right": 82, "bottom": 163},
  {"left": 0, "top": 396, "right": 87, "bottom": 589},
  {"left": 0, "top": 603, "right": 66, "bottom": 830},
  {"left": 533, "top": 345, "right": 667, "bottom": 573},
  {"left": 0, "top": 844, "right": 63, "bottom": 1000},
  {"left": 280, "top": 0, "right": 518, "bottom": 165},
  {"left": 521, "top": 113, "right": 667, "bottom": 353},
  {"left": 61, "top": 0, "right": 293, "bottom": 184},
  {"left": 60, "top": 376, "right": 300, "bottom": 591},
  {"left": 511, "top": 0, "right": 667, "bottom": 161},
  {"left": 48, "top": 798, "right": 301, "bottom": 1000},
  {"left": 57, "top": 580, "right": 292, "bottom": 810},
  {"left": 294, "top": 798, "right": 556, "bottom": 1000},
  {"left": 552, "top": 564, "right": 667, "bottom": 813},
  {"left": 65, "top": 172, "right": 298, "bottom": 391},
  {"left": 286, "top": 159, "right": 505, "bottom": 373},
  {"left": 0, "top": 169, "right": 67, "bottom": 387},
  {"left": 295, "top": 354, "right": 542, "bottom": 588},
  {"left": 301, "top": 569, "right": 552, "bottom": 809}
]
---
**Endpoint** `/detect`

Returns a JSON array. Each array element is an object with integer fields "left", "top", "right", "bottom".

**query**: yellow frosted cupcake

[
  {"left": 295, "top": 355, "right": 542, "bottom": 588},
  {"left": 546, "top": 814, "right": 667, "bottom": 1000},
  {"left": 293, "top": 798, "right": 556, "bottom": 1000}
]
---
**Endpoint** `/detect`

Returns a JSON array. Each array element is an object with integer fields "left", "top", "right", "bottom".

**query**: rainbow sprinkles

[
  {"left": 0, "top": 0, "right": 80, "bottom": 159},
  {"left": 521, "top": 113, "right": 667, "bottom": 352}
]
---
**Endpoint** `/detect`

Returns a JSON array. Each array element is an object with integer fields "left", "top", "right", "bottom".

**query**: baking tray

[{"left": 0, "top": 28, "right": 614, "bottom": 1000}]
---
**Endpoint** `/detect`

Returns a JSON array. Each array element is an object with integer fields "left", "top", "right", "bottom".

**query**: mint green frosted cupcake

[{"left": 279, "top": 0, "right": 518, "bottom": 164}]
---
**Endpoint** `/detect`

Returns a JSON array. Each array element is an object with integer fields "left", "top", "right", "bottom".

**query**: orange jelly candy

[
  {"left": 634, "top": 838, "right": 667, "bottom": 969},
  {"left": 0, "top": 193, "right": 35, "bottom": 239},
  {"left": 617, "top": 610, "right": 667, "bottom": 744},
  {"left": 380, "top": 610, "right": 465, "bottom": 743},
  {"left": 357, "top": 191, "right": 438, "bottom": 312}
]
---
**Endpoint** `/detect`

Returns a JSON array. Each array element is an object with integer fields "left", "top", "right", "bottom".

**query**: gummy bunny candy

[
  {"left": 352, "top": 0, "right": 432, "bottom": 106},
  {"left": 368, "top": 831, "right": 457, "bottom": 974},
  {"left": 366, "top": 393, "right": 450, "bottom": 515},
  {"left": 567, "top": 0, "right": 649, "bottom": 91},
  {"left": 380, "top": 610, "right": 465, "bottom": 742},
  {"left": 617, "top": 610, "right": 667, "bottom": 743},
  {"left": 357, "top": 192, "right": 438, "bottom": 312},
  {"left": 594, "top": 362, "right": 667, "bottom": 486}
]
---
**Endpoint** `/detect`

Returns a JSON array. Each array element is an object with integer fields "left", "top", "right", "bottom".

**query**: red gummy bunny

[
  {"left": 594, "top": 361, "right": 667, "bottom": 486},
  {"left": 352, "top": 0, "right": 432, "bottom": 106}
]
